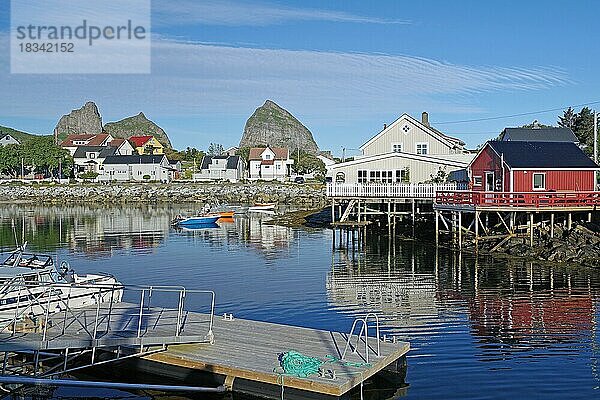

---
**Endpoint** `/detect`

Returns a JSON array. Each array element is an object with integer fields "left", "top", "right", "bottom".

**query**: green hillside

[{"left": 0, "top": 124, "right": 41, "bottom": 143}]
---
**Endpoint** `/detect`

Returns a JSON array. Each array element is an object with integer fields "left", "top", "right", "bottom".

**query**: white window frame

[
  {"left": 391, "top": 143, "right": 403, "bottom": 153},
  {"left": 473, "top": 176, "right": 482, "bottom": 187},
  {"left": 416, "top": 142, "right": 429, "bottom": 155},
  {"left": 532, "top": 172, "right": 546, "bottom": 190}
]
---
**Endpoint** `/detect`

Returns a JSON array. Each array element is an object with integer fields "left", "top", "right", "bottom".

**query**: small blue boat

[{"left": 173, "top": 215, "right": 220, "bottom": 227}]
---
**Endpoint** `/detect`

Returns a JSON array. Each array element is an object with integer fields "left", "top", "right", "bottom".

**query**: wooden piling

[{"left": 529, "top": 213, "right": 534, "bottom": 247}]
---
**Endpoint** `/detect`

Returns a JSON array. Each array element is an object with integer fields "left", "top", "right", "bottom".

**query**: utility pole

[
  {"left": 21, "top": 158, "right": 24, "bottom": 180},
  {"left": 594, "top": 110, "right": 598, "bottom": 164}
]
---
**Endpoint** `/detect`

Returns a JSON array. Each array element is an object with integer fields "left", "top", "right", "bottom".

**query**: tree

[
  {"left": 0, "top": 144, "right": 23, "bottom": 177},
  {"left": 520, "top": 120, "right": 552, "bottom": 129},
  {"left": 558, "top": 107, "right": 576, "bottom": 129},
  {"left": 291, "top": 150, "right": 326, "bottom": 178},
  {"left": 429, "top": 168, "right": 448, "bottom": 183},
  {"left": 21, "top": 136, "right": 73, "bottom": 177},
  {"left": 207, "top": 143, "right": 224, "bottom": 156}
]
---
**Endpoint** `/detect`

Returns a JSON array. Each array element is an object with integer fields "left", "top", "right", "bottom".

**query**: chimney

[{"left": 422, "top": 111, "right": 429, "bottom": 127}]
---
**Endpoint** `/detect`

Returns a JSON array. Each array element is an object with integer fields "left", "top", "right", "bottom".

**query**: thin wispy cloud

[
  {"left": 0, "top": 36, "right": 569, "bottom": 121},
  {"left": 152, "top": 0, "right": 410, "bottom": 26}
]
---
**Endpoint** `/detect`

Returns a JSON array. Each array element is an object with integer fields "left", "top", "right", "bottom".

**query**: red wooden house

[{"left": 469, "top": 141, "right": 599, "bottom": 193}]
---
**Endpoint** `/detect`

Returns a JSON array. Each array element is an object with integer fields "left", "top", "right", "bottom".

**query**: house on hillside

[
  {"left": 328, "top": 112, "right": 473, "bottom": 184},
  {"left": 498, "top": 127, "right": 578, "bottom": 143},
  {"left": 129, "top": 136, "right": 164, "bottom": 155},
  {"left": 469, "top": 141, "right": 599, "bottom": 192},
  {"left": 61, "top": 133, "right": 114, "bottom": 156},
  {"left": 98, "top": 155, "right": 173, "bottom": 182},
  {"left": 0, "top": 133, "right": 20, "bottom": 146},
  {"left": 223, "top": 146, "right": 239, "bottom": 156},
  {"left": 72, "top": 146, "right": 117, "bottom": 176},
  {"left": 195, "top": 155, "right": 244, "bottom": 182},
  {"left": 248, "top": 146, "right": 294, "bottom": 180},
  {"left": 108, "top": 138, "right": 135, "bottom": 155}
]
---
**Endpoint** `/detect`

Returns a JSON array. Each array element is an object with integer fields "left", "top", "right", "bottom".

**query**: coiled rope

[{"left": 279, "top": 351, "right": 323, "bottom": 378}]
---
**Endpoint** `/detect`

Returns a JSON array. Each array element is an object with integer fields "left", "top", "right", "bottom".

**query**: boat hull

[
  {"left": 176, "top": 216, "right": 220, "bottom": 226},
  {"left": 0, "top": 274, "right": 123, "bottom": 325}
]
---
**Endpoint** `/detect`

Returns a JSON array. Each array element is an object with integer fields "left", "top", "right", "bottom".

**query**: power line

[{"left": 432, "top": 100, "right": 600, "bottom": 125}]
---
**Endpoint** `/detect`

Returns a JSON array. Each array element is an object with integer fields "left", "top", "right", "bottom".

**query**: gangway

[{"left": 0, "top": 283, "right": 215, "bottom": 379}]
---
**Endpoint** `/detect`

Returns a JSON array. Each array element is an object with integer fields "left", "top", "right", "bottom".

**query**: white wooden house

[
  {"left": 0, "top": 133, "right": 20, "bottom": 146},
  {"left": 248, "top": 146, "right": 294, "bottom": 180},
  {"left": 328, "top": 112, "right": 474, "bottom": 184},
  {"left": 98, "top": 155, "right": 173, "bottom": 182}
]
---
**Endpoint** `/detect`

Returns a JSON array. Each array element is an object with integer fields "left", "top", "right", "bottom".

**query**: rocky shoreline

[{"left": 0, "top": 182, "right": 327, "bottom": 206}]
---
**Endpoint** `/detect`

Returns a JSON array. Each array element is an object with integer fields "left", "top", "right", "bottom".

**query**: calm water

[{"left": 0, "top": 204, "right": 599, "bottom": 399}]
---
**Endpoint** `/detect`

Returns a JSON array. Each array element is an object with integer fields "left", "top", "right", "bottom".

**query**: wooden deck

[
  {"left": 435, "top": 190, "right": 600, "bottom": 212},
  {"left": 144, "top": 314, "right": 410, "bottom": 398}
]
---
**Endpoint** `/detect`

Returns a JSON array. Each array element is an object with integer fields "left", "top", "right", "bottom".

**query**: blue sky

[{"left": 1, "top": 0, "right": 599, "bottom": 156}]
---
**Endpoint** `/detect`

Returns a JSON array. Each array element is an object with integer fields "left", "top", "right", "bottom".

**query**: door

[
  {"left": 485, "top": 172, "right": 495, "bottom": 191},
  {"left": 484, "top": 171, "right": 495, "bottom": 204}
]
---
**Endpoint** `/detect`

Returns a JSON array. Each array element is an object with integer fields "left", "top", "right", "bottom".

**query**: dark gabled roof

[
  {"left": 200, "top": 155, "right": 240, "bottom": 170},
  {"left": 499, "top": 127, "right": 578, "bottom": 142},
  {"left": 73, "top": 146, "right": 116, "bottom": 158},
  {"left": 103, "top": 155, "right": 166, "bottom": 165},
  {"left": 226, "top": 155, "right": 240, "bottom": 169},
  {"left": 487, "top": 141, "right": 598, "bottom": 169}
]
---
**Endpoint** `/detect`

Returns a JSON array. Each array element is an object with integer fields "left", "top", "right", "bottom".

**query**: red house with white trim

[{"left": 469, "top": 141, "right": 599, "bottom": 193}]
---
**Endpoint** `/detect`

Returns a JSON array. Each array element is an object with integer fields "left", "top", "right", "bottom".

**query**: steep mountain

[
  {"left": 239, "top": 100, "right": 319, "bottom": 153},
  {"left": 0, "top": 124, "right": 38, "bottom": 142},
  {"left": 54, "top": 101, "right": 103, "bottom": 141},
  {"left": 103, "top": 112, "right": 173, "bottom": 148}
]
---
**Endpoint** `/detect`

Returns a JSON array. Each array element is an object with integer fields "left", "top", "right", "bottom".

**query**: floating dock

[
  {"left": 0, "top": 286, "right": 409, "bottom": 399},
  {"left": 143, "top": 314, "right": 410, "bottom": 399}
]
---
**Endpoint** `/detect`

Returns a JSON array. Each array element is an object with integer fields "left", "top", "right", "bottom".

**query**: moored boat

[
  {"left": 218, "top": 211, "right": 235, "bottom": 218},
  {"left": 173, "top": 215, "right": 220, "bottom": 226},
  {"left": 248, "top": 203, "right": 276, "bottom": 212},
  {"left": 0, "top": 244, "right": 123, "bottom": 324}
]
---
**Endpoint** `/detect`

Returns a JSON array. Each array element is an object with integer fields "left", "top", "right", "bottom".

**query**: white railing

[{"left": 326, "top": 182, "right": 467, "bottom": 198}]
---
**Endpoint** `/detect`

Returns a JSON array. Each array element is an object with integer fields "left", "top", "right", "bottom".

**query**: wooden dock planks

[{"left": 145, "top": 314, "right": 410, "bottom": 397}]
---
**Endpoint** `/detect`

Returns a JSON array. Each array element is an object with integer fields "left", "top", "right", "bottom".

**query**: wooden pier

[
  {"left": 143, "top": 314, "right": 410, "bottom": 399},
  {"left": 433, "top": 190, "right": 600, "bottom": 249}
]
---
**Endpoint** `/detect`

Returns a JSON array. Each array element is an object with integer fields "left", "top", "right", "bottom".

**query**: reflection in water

[
  {"left": 328, "top": 234, "right": 600, "bottom": 395},
  {"left": 0, "top": 204, "right": 598, "bottom": 399}
]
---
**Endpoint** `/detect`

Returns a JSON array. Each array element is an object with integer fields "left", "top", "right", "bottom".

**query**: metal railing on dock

[
  {"left": 0, "top": 282, "right": 216, "bottom": 378},
  {"left": 327, "top": 182, "right": 467, "bottom": 198}
]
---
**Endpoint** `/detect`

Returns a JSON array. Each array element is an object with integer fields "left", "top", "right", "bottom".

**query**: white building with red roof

[
  {"left": 248, "top": 146, "right": 294, "bottom": 180},
  {"left": 61, "top": 133, "right": 114, "bottom": 155}
]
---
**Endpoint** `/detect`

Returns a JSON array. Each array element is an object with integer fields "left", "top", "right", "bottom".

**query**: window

[
  {"left": 89, "top": 153, "right": 96, "bottom": 159},
  {"left": 358, "top": 170, "right": 367, "bottom": 183},
  {"left": 396, "top": 169, "right": 409, "bottom": 183},
  {"left": 392, "top": 143, "right": 402, "bottom": 153},
  {"left": 416, "top": 143, "right": 429, "bottom": 155},
  {"left": 402, "top": 125, "right": 410, "bottom": 133},
  {"left": 473, "top": 176, "right": 482, "bottom": 186},
  {"left": 381, "top": 170, "right": 393, "bottom": 183},
  {"left": 265, "top": 154, "right": 271, "bottom": 160},
  {"left": 335, "top": 172, "right": 345, "bottom": 183},
  {"left": 533, "top": 173, "right": 545, "bottom": 190}
]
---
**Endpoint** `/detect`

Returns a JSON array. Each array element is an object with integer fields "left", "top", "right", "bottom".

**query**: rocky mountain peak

[
  {"left": 54, "top": 101, "right": 103, "bottom": 137},
  {"left": 239, "top": 100, "right": 319, "bottom": 154},
  {"left": 103, "top": 112, "right": 172, "bottom": 148}
]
